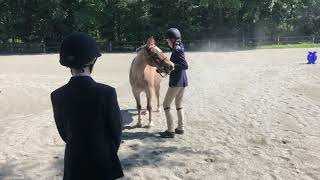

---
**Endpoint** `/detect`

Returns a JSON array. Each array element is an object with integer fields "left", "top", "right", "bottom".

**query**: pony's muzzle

[
  {"left": 164, "top": 65, "right": 173, "bottom": 75},
  {"left": 169, "top": 65, "right": 174, "bottom": 71}
]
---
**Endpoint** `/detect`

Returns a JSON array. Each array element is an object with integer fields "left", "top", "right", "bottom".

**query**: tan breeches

[{"left": 163, "top": 87, "right": 185, "bottom": 132}]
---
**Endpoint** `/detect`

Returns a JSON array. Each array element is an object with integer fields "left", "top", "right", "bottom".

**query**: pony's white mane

[
  {"left": 153, "top": 46, "right": 162, "bottom": 52},
  {"left": 136, "top": 45, "right": 146, "bottom": 53},
  {"left": 136, "top": 45, "right": 162, "bottom": 53}
]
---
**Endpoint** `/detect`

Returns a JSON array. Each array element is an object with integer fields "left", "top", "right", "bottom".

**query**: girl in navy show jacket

[{"left": 160, "top": 28, "right": 188, "bottom": 138}]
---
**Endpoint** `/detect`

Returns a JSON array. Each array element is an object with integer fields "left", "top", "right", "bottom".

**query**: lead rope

[{"left": 156, "top": 69, "right": 167, "bottom": 78}]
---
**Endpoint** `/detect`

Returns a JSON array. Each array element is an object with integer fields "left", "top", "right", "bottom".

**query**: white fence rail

[{"left": 0, "top": 35, "right": 319, "bottom": 54}]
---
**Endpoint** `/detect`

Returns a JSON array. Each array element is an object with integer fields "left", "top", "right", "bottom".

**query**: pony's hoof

[
  {"left": 156, "top": 108, "right": 162, "bottom": 112},
  {"left": 136, "top": 122, "right": 143, "bottom": 128},
  {"left": 142, "top": 110, "right": 149, "bottom": 115},
  {"left": 147, "top": 122, "right": 154, "bottom": 128}
]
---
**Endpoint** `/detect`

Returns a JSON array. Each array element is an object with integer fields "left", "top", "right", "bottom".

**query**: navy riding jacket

[
  {"left": 169, "top": 41, "right": 188, "bottom": 87},
  {"left": 51, "top": 76, "right": 124, "bottom": 180}
]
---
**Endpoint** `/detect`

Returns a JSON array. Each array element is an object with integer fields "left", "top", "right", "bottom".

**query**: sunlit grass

[{"left": 257, "top": 42, "right": 320, "bottom": 49}]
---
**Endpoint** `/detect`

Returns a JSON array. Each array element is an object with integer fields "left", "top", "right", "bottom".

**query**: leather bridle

[{"left": 146, "top": 46, "right": 170, "bottom": 77}]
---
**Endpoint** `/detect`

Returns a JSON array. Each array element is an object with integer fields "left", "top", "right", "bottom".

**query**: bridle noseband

[{"left": 156, "top": 69, "right": 167, "bottom": 78}]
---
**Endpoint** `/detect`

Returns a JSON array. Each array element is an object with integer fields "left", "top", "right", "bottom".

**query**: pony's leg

[
  {"left": 146, "top": 91, "right": 154, "bottom": 128},
  {"left": 133, "top": 91, "right": 143, "bottom": 127},
  {"left": 155, "top": 85, "right": 161, "bottom": 112}
]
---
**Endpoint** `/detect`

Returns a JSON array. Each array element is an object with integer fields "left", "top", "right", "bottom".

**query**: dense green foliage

[{"left": 0, "top": 0, "right": 319, "bottom": 45}]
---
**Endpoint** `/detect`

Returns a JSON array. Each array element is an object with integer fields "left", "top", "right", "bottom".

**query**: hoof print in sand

[
  {"left": 248, "top": 136, "right": 268, "bottom": 145},
  {"left": 185, "top": 168, "right": 197, "bottom": 174},
  {"left": 128, "top": 144, "right": 140, "bottom": 151},
  {"left": 282, "top": 137, "right": 291, "bottom": 144},
  {"left": 151, "top": 150, "right": 164, "bottom": 156},
  {"left": 151, "top": 149, "right": 171, "bottom": 156},
  {"left": 204, "top": 158, "right": 216, "bottom": 163}
]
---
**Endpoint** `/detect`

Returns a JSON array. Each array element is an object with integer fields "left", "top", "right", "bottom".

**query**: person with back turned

[{"left": 51, "top": 32, "right": 124, "bottom": 180}]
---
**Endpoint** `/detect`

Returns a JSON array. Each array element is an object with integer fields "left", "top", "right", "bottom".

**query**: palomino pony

[{"left": 129, "top": 37, "right": 174, "bottom": 128}]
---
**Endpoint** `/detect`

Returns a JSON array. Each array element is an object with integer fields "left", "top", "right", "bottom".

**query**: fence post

[
  {"left": 10, "top": 43, "right": 13, "bottom": 53},
  {"left": 109, "top": 41, "right": 112, "bottom": 52},
  {"left": 313, "top": 35, "right": 315, "bottom": 44},
  {"left": 208, "top": 40, "right": 211, "bottom": 50},
  {"left": 242, "top": 35, "right": 245, "bottom": 48},
  {"left": 43, "top": 43, "right": 46, "bottom": 54},
  {"left": 277, "top": 35, "right": 280, "bottom": 45}
]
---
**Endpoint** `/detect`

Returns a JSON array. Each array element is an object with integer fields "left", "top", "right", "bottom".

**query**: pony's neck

[{"left": 137, "top": 49, "right": 153, "bottom": 67}]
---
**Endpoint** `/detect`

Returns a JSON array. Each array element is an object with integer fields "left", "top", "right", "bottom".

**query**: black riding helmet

[
  {"left": 165, "top": 28, "right": 181, "bottom": 40},
  {"left": 60, "top": 32, "right": 101, "bottom": 68}
]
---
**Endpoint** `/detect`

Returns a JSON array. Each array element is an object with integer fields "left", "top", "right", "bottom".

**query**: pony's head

[{"left": 144, "top": 37, "right": 174, "bottom": 75}]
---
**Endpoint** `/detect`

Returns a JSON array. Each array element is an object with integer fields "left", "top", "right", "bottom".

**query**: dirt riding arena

[{"left": 0, "top": 49, "right": 320, "bottom": 180}]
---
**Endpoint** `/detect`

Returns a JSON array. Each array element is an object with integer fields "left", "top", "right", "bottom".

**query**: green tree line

[{"left": 0, "top": 0, "right": 319, "bottom": 45}]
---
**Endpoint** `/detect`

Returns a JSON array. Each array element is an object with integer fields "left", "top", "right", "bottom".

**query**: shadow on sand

[
  {"left": 121, "top": 145, "right": 218, "bottom": 170},
  {"left": 52, "top": 157, "right": 64, "bottom": 178},
  {"left": 0, "top": 162, "right": 33, "bottom": 180},
  {"left": 52, "top": 108, "right": 210, "bottom": 175},
  {"left": 122, "top": 131, "right": 158, "bottom": 141},
  {"left": 121, "top": 109, "right": 136, "bottom": 127}
]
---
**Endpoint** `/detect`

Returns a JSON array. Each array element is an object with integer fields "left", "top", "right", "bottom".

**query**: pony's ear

[{"left": 146, "top": 36, "right": 156, "bottom": 49}]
